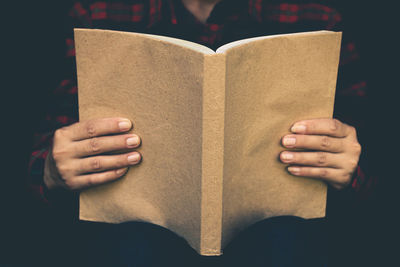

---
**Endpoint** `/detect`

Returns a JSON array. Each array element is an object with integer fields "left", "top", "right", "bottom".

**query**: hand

[
  {"left": 279, "top": 118, "right": 361, "bottom": 190},
  {"left": 44, "top": 118, "right": 142, "bottom": 191}
]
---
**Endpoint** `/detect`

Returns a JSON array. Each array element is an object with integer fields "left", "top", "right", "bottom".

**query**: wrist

[{"left": 43, "top": 149, "right": 62, "bottom": 190}]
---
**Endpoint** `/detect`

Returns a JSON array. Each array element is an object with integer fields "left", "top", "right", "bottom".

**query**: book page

[
  {"left": 215, "top": 30, "right": 331, "bottom": 54},
  {"left": 220, "top": 31, "right": 342, "bottom": 248},
  {"left": 145, "top": 33, "right": 215, "bottom": 54},
  {"left": 75, "top": 29, "right": 207, "bottom": 253}
]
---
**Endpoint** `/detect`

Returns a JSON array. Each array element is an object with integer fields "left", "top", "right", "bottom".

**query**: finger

[
  {"left": 287, "top": 166, "right": 351, "bottom": 186},
  {"left": 281, "top": 134, "right": 344, "bottom": 153},
  {"left": 290, "top": 118, "right": 350, "bottom": 138},
  {"left": 75, "top": 152, "right": 142, "bottom": 174},
  {"left": 68, "top": 167, "right": 129, "bottom": 190},
  {"left": 280, "top": 151, "right": 342, "bottom": 168},
  {"left": 65, "top": 118, "right": 133, "bottom": 141},
  {"left": 73, "top": 134, "right": 141, "bottom": 157}
]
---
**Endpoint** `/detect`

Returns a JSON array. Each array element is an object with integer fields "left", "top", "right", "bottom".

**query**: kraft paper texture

[{"left": 74, "top": 29, "right": 341, "bottom": 255}]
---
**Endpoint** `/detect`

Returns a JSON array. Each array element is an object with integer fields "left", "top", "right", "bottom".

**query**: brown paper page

[
  {"left": 75, "top": 29, "right": 211, "bottom": 253},
  {"left": 220, "top": 31, "right": 342, "bottom": 248}
]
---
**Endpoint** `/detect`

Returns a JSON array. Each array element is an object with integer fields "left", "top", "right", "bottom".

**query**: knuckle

[
  {"left": 320, "top": 136, "right": 330, "bottom": 149},
  {"left": 56, "top": 163, "right": 74, "bottom": 180},
  {"left": 349, "top": 125, "right": 357, "bottom": 136},
  {"left": 54, "top": 126, "right": 70, "bottom": 138},
  {"left": 109, "top": 170, "right": 121, "bottom": 180},
  {"left": 88, "top": 137, "right": 100, "bottom": 153},
  {"left": 91, "top": 158, "right": 102, "bottom": 170},
  {"left": 352, "top": 142, "right": 362, "bottom": 154},
  {"left": 348, "top": 158, "right": 359, "bottom": 170},
  {"left": 51, "top": 148, "right": 61, "bottom": 161},
  {"left": 86, "top": 121, "right": 97, "bottom": 137},
  {"left": 53, "top": 128, "right": 64, "bottom": 140},
  {"left": 107, "top": 170, "right": 117, "bottom": 179},
  {"left": 56, "top": 162, "right": 68, "bottom": 174},
  {"left": 116, "top": 168, "right": 127, "bottom": 177},
  {"left": 317, "top": 152, "right": 327, "bottom": 165},
  {"left": 319, "top": 168, "right": 329, "bottom": 178},
  {"left": 340, "top": 172, "right": 352, "bottom": 186},
  {"left": 86, "top": 176, "right": 96, "bottom": 187},
  {"left": 330, "top": 119, "right": 340, "bottom": 133},
  {"left": 52, "top": 147, "right": 67, "bottom": 162}
]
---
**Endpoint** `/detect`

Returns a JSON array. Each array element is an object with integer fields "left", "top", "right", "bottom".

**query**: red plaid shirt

[{"left": 28, "top": 0, "right": 376, "bottom": 206}]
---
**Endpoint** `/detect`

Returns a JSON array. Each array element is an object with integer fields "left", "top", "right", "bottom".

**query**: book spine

[{"left": 199, "top": 54, "right": 226, "bottom": 256}]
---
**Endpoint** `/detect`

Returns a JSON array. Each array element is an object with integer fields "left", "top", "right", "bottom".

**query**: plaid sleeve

[
  {"left": 26, "top": 2, "right": 90, "bottom": 204},
  {"left": 331, "top": 13, "right": 378, "bottom": 201}
]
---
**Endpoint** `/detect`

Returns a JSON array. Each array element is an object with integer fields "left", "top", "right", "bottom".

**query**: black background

[{"left": 1, "top": 1, "right": 398, "bottom": 266}]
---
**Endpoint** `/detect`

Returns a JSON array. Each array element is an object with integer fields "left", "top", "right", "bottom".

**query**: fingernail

[
  {"left": 116, "top": 168, "right": 127, "bottom": 175},
  {"left": 283, "top": 137, "right": 296, "bottom": 146},
  {"left": 288, "top": 167, "right": 300, "bottom": 174},
  {"left": 126, "top": 136, "right": 139, "bottom": 147},
  {"left": 128, "top": 153, "right": 141, "bottom": 164},
  {"left": 281, "top": 152, "right": 294, "bottom": 160},
  {"left": 291, "top": 124, "right": 306, "bottom": 133},
  {"left": 119, "top": 120, "right": 132, "bottom": 131}
]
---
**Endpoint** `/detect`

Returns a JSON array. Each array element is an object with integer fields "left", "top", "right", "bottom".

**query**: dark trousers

[{"left": 83, "top": 216, "right": 327, "bottom": 267}]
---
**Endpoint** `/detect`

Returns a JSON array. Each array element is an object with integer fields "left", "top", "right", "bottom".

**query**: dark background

[{"left": 1, "top": 1, "right": 398, "bottom": 266}]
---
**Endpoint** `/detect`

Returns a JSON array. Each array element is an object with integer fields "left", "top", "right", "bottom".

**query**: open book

[{"left": 75, "top": 29, "right": 341, "bottom": 256}]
